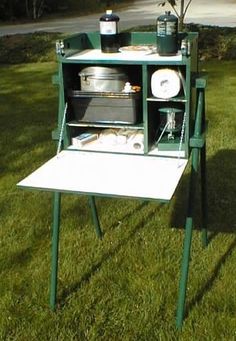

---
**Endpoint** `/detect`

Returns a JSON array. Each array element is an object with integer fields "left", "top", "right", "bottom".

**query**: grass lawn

[{"left": 0, "top": 60, "right": 236, "bottom": 340}]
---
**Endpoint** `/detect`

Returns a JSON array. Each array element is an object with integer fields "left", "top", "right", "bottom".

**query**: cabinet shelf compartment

[
  {"left": 146, "top": 101, "right": 187, "bottom": 157},
  {"left": 62, "top": 63, "right": 142, "bottom": 94},
  {"left": 146, "top": 65, "right": 186, "bottom": 100},
  {"left": 67, "top": 90, "right": 142, "bottom": 125},
  {"left": 68, "top": 126, "right": 145, "bottom": 155}
]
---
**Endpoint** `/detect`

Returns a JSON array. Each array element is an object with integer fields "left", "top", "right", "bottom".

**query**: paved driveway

[{"left": 0, "top": 0, "right": 235, "bottom": 36}]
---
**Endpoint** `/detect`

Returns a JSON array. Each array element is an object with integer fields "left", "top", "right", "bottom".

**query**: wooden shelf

[
  {"left": 147, "top": 96, "right": 187, "bottom": 103},
  {"left": 67, "top": 120, "right": 144, "bottom": 130}
]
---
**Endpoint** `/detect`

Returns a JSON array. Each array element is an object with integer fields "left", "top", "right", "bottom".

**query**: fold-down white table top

[{"left": 17, "top": 150, "right": 188, "bottom": 201}]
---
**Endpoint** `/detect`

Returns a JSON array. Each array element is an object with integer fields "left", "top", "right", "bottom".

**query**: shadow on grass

[
  {"left": 170, "top": 148, "right": 236, "bottom": 319},
  {"left": 58, "top": 201, "right": 159, "bottom": 307},
  {"left": 57, "top": 149, "right": 236, "bottom": 310},
  {"left": 171, "top": 149, "right": 236, "bottom": 235},
  {"left": 93, "top": 198, "right": 154, "bottom": 232},
  {"left": 0, "top": 247, "right": 33, "bottom": 273},
  {"left": 0, "top": 64, "right": 57, "bottom": 176},
  {"left": 185, "top": 235, "right": 236, "bottom": 320}
]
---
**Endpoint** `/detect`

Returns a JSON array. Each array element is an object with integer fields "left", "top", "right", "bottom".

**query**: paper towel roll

[
  {"left": 151, "top": 68, "right": 181, "bottom": 99},
  {"left": 128, "top": 132, "right": 144, "bottom": 151}
]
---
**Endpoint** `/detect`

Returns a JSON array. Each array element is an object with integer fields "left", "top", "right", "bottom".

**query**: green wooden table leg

[
  {"left": 88, "top": 196, "right": 103, "bottom": 239},
  {"left": 176, "top": 216, "right": 193, "bottom": 330},
  {"left": 201, "top": 144, "right": 208, "bottom": 248},
  {"left": 50, "top": 192, "right": 61, "bottom": 311},
  {"left": 176, "top": 148, "right": 198, "bottom": 330},
  {"left": 200, "top": 90, "right": 208, "bottom": 248}
]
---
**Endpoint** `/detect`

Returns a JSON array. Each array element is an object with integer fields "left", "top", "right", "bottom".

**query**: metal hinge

[{"left": 55, "top": 40, "right": 65, "bottom": 56}]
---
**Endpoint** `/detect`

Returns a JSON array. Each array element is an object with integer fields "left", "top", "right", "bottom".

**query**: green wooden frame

[{"left": 30, "top": 32, "right": 208, "bottom": 330}]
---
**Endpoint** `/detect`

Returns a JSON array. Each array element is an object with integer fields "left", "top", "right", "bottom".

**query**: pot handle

[
  {"left": 79, "top": 72, "right": 86, "bottom": 80},
  {"left": 79, "top": 72, "right": 94, "bottom": 79},
  {"left": 79, "top": 72, "right": 90, "bottom": 85}
]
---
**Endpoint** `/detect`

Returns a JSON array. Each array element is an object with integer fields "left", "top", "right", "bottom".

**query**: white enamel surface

[
  {"left": 67, "top": 49, "right": 182, "bottom": 62},
  {"left": 18, "top": 150, "right": 188, "bottom": 201}
]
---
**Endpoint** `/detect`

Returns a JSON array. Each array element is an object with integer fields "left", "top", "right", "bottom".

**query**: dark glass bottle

[
  {"left": 156, "top": 11, "right": 178, "bottom": 56},
  {"left": 100, "top": 10, "right": 120, "bottom": 53}
]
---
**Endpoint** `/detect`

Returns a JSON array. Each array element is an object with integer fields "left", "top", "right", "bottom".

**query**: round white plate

[{"left": 119, "top": 45, "right": 156, "bottom": 56}]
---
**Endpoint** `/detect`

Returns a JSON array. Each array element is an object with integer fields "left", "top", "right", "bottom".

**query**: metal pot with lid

[{"left": 79, "top": 66, "right": 128, "bottom": 92}]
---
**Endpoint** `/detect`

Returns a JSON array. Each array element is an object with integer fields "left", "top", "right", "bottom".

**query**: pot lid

[{"left": 79, "top": 66, "right": 127, "bottom": 79}]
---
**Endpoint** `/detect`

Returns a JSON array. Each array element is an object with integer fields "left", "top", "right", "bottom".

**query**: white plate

[{"left": 119, "top": 45, "right": 156, "bottom": 56}]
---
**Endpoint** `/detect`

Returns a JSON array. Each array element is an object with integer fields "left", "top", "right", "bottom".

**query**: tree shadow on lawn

[{"left": 170, "top": 148, "right": 236, "bottom": 319}]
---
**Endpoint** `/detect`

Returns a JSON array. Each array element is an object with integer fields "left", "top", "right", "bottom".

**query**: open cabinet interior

[{"left": 51, "top": 32, "right": 198, "bottom": 158}]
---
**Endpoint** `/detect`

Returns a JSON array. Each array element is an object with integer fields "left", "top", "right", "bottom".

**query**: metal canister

[
  {"left": 99, "top": 9, "right": 120, "bottom": 53},
  {"left": 156, "top": 11, "right": 178, "bottom": 56}
]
